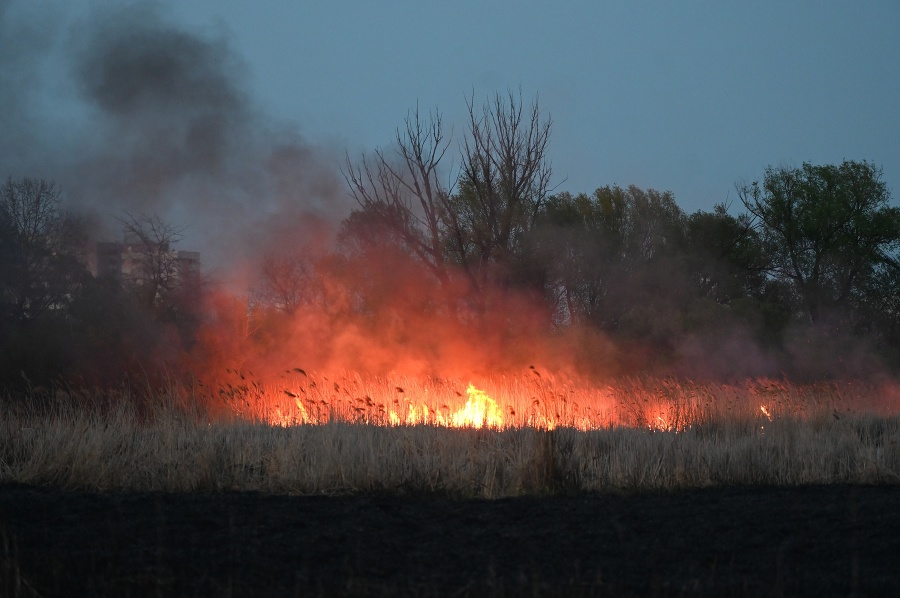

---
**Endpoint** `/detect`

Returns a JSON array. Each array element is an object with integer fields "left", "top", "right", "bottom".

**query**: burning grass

[{"left": 2, "top": 373, "right": 900, "bottom": 497}]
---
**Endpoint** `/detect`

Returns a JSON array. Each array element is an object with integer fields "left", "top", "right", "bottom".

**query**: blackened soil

[{"left": 1, "top": 484, "right": 898, "bottom": 597}]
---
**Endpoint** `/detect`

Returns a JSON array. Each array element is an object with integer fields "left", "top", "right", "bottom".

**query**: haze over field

[{"left": 1, "top": 1, "right": 899, "bottom": 389}]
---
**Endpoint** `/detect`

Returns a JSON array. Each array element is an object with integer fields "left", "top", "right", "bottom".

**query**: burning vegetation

[
  {"left": 3, "top": 374, "right": 900, "bottom": 497},
  {"left": 1, "top": 2, "right": 900, "bottom": 496},
  {"left": 210, "top": 368, "right": 898, "bottom": 434}
]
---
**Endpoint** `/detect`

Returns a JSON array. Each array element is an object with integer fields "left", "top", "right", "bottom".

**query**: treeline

[
  {"left": 2, "top": 92, "right": 899, "bottom": 388},
  {"left": 335, "top": 93, "right": 900, "bottom": 379},
  {"left": 526, "top": 176, "right": 900, "bottom": 378},
  {"left": 0, "top": 178, "right": 203, "bottom": 388}
]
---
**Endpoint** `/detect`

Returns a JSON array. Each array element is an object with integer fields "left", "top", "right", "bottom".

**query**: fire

[
  {"left": 389, "top": 403, "right": 431, "bottom": 426},
  {"left": 218, "top": 371, "right": 888, "bottom": 432},
  {"left": 232, "top": 372, "right": 613, "bottom": 430},
  {"left": 448, "top": 384, "right": 505, "bottom": 428},
  {"left": 387, "top": 384, "right": 504, "bottom": 428}
]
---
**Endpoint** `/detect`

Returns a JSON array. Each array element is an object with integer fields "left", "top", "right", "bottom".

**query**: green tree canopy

[
  {"left": 738, "top": 161, "right": 900, "bottom": 326},
  {"left": 533, "top": 185, "right": 687, "bottom": 332}
]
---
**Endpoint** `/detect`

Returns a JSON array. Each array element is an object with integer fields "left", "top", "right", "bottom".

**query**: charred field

[
  {"left": 3, "top": 483, "right": 900, "bottom": 597},
  {"left": 2, "top": 375, "right": 900, "bottom": 596}
]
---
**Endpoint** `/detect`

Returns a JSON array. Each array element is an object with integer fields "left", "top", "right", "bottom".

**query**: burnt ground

[{"left": 1, "top": 484, "right": 898, "bottom": 597}]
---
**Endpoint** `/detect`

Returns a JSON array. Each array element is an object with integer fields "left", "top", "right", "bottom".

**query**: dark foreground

[{"left": 1, "top": 484, "right": 898, "bottom": 596}]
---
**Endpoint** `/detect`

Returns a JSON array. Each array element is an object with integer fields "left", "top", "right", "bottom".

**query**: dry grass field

[
  {"left": 2, "top": 374, "right": 900, "bottom": 596},
  {"left": 2, "top": 373, "right": 899, "bottom": 496}
]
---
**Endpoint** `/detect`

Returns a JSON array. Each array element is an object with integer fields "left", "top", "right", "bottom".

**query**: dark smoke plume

[{"left": 1, "top": 1, "right": 346, "bottom": 275}]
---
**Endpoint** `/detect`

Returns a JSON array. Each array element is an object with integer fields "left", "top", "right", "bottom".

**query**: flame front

[
  {"left": 223, "top": 371, "right": 882, "bottom": 431},
  {"left": 238, "top": 371, "right": 617, "bottom": 430},
  {"left": 449, "top": 384, "right": 505, "bottom": 428},
  {"left": 389, "top": 384, "right": 504, "bottom": 428}
]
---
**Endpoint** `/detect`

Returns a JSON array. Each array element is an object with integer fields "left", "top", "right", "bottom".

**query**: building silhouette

[{"left": 86, "top": 240, "right": 200, "bottom": 285}]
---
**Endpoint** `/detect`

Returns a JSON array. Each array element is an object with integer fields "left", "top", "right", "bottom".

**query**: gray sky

[
  {"left": 2, "top": 0, "right": 898, "bottom": 256},
  {"left": 170, "top": 1, "right": 900, "bottom": 212}
]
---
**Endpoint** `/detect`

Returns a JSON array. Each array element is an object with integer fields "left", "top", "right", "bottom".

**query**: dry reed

[{"left": 2, "top": 374, "right": 899, "bottom": 497}]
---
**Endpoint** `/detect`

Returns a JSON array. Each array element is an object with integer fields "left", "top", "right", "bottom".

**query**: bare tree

[
  {"left": 344, "top": 92, "right": 553, "bottom": 294},
  {"left": 1, "top": 178, "right": 71, "bottom": 248},
  {"left": 119, "top": 213, "right": 187, "bottom": 309},
  {"left": 450, "top": 90, "right": 553, "bottom": 288},
  {"left": 256, "top": 252, "right": 320, "bottom": 314},
  {"left": 0, "top": 177, "right": 84, "bottom": 323},
  {"left": 343, "top": 107, "right": 455, "bottom": 288}
]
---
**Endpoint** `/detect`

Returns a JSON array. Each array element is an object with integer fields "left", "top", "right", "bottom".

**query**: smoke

[
  {"left": 73, "top": 3, "right": 249, "bottom": 200},
  {"left": 2, "top": 2, "right": 894, "bottom": 390},
  {"left": 2, "top": 0, "right": 581, "bottom": 384},
  {"left": 0, "top": 2, "right": 68, "bottom": 177},
  {"left": 0, "top": 0, "right": 346, "bottom": 275}
]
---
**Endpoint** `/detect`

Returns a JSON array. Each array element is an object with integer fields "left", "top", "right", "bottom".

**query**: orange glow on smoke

[{"left": 186, "top": 235, "right": 900, "bottom": 433}]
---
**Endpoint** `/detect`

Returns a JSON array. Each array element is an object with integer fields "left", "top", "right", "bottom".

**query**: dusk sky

[
  {"left": 168, "top": 1, "right": 900, "bottom": 212},
  {"left": 2, "top": 0, "right": 898, "bottom": 240}
]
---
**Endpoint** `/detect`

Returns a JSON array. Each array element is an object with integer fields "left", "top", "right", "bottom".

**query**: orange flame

[
  {"left": 387, "top": 384, "right": 504, "bottom": 428},
  {"left": 223, "top": 371, "right": 894, "bottom": 432},
  {"left": 448, "top": 384, "right": 505, "bottom": 428}
]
